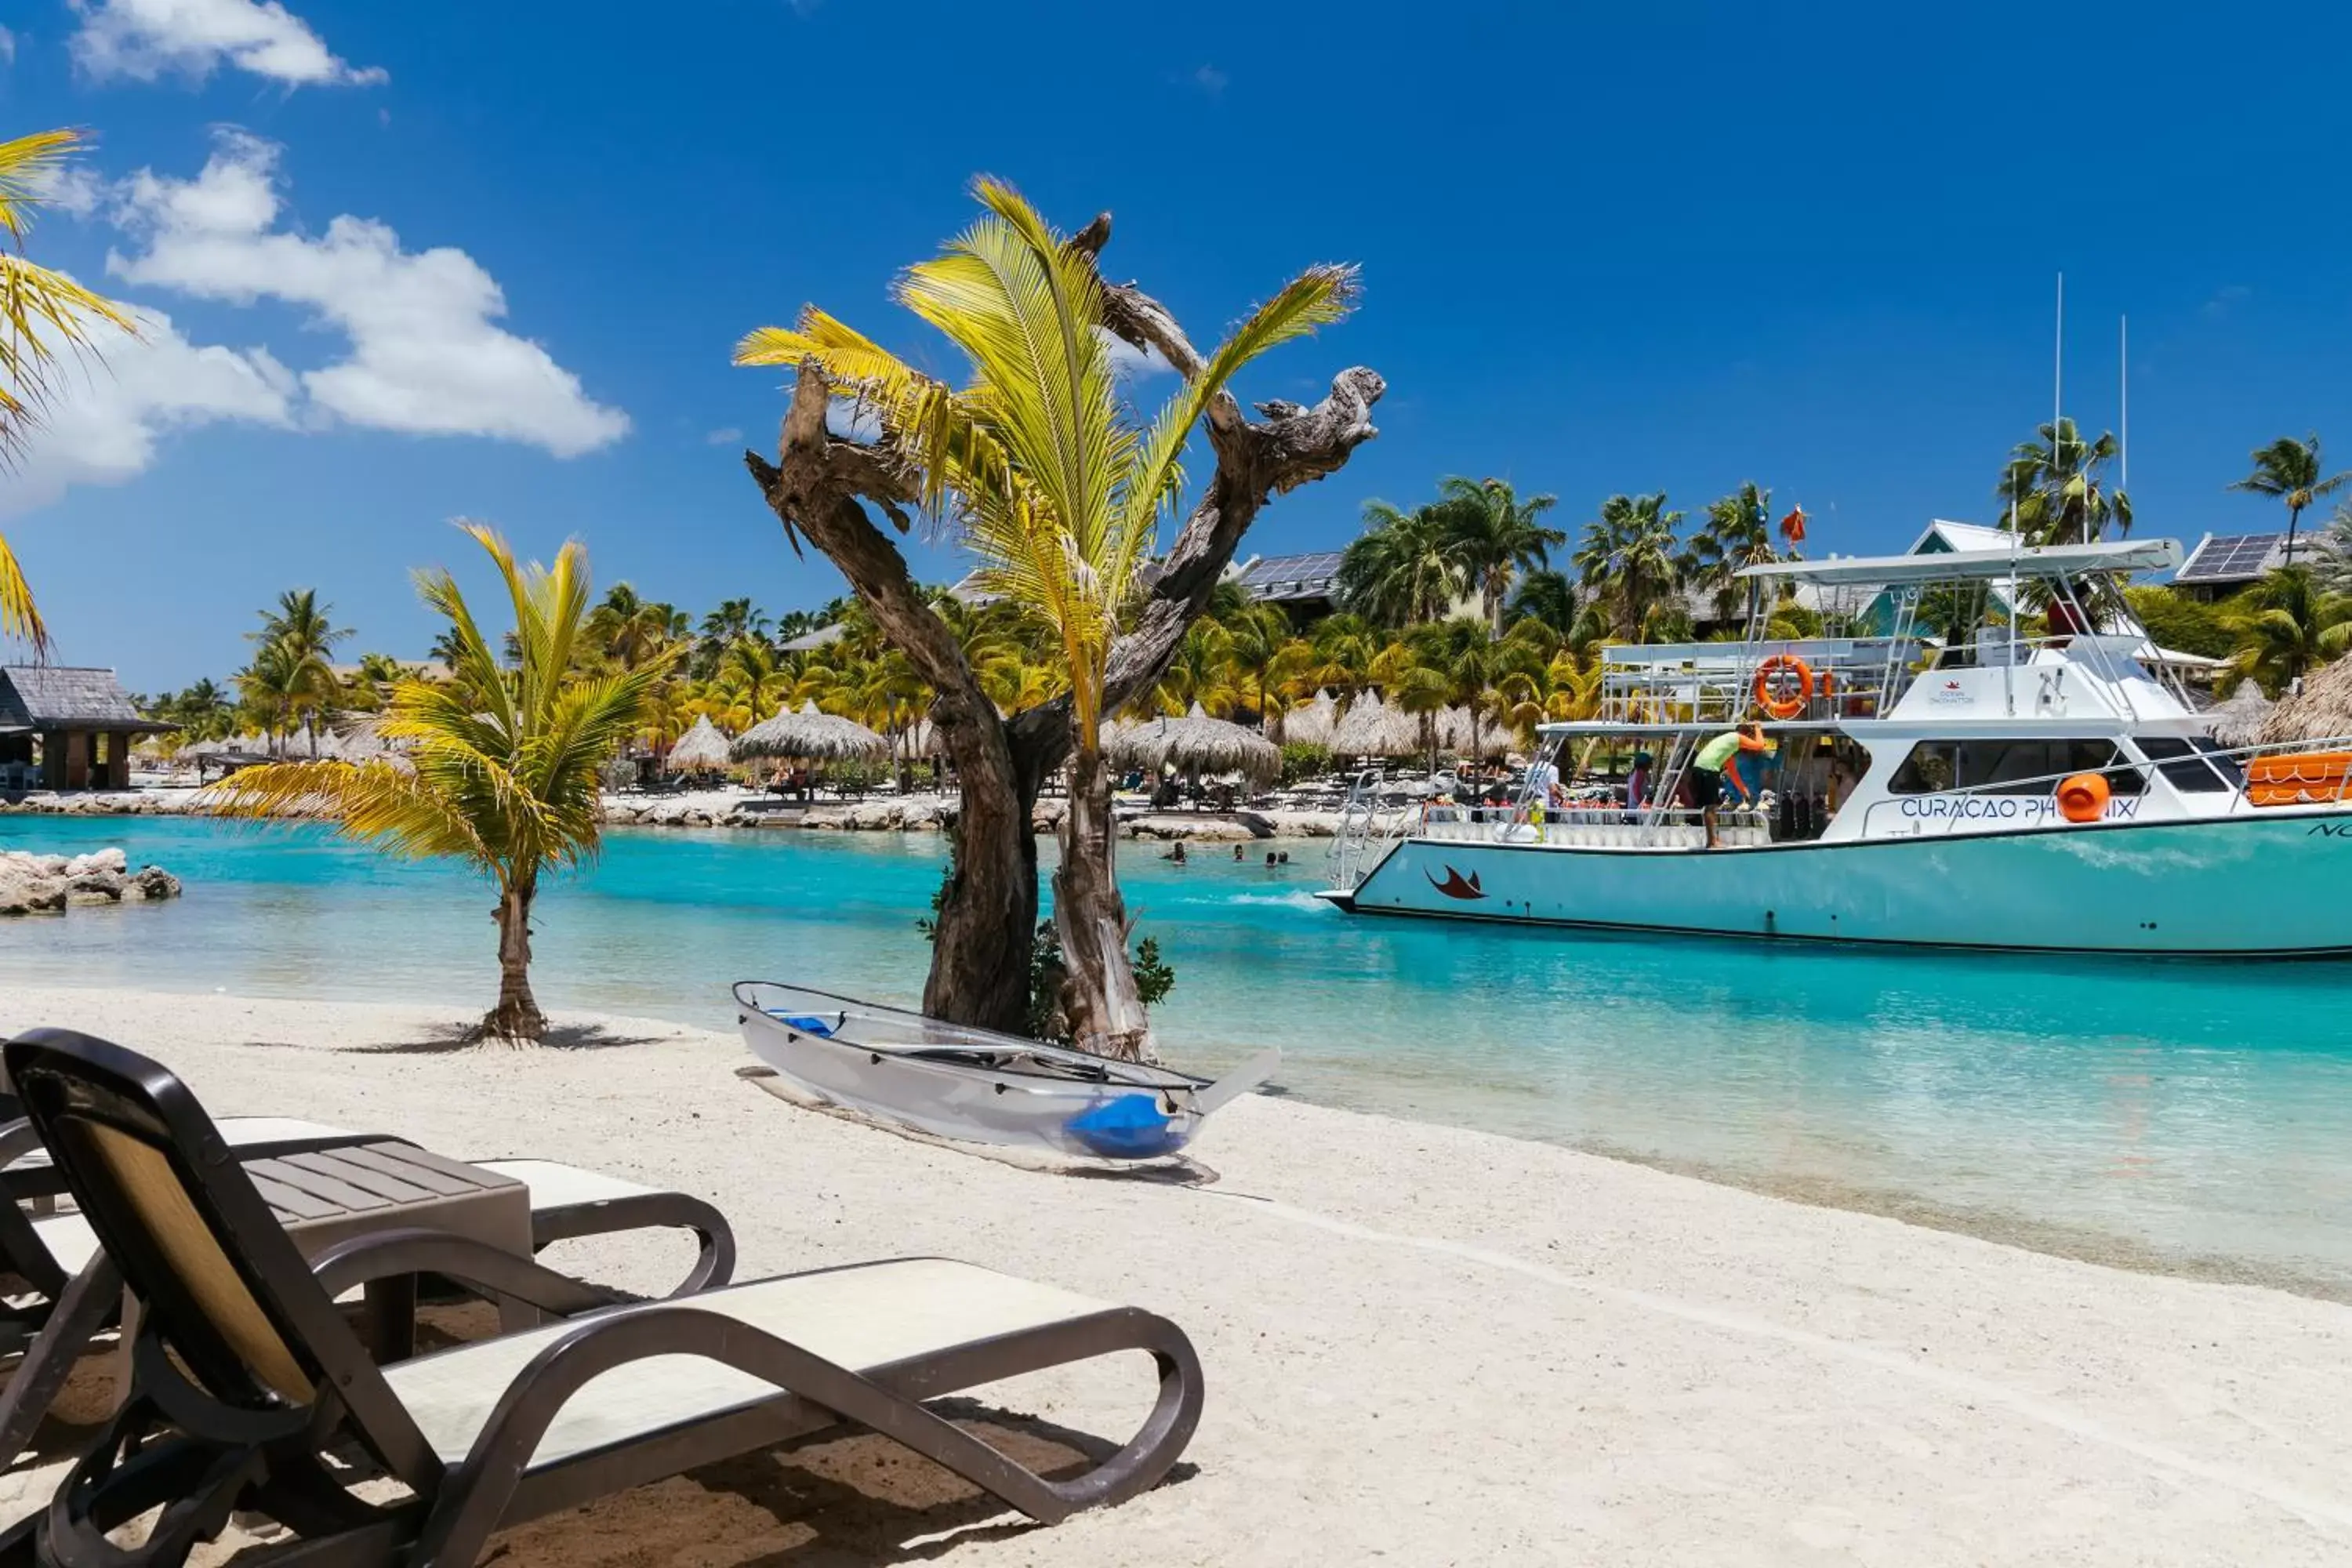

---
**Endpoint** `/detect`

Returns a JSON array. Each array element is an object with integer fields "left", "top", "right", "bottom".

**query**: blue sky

[{"left": 5, "top": 0, "right": 2350, "bottom": 690}]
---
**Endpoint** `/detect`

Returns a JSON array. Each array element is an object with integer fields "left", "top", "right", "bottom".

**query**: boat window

[
  {"left": 2190, "top": 735, "right": 2247, "bottom": 787},
  {"left": 1887, "top": 739, "right": 2144, "bottom": 795},
  {"left": 2135, "top": 735, "right": 2235, "bottom": 793},
  {"left": 1888, "top": 742, "right": 1959, "bottom": 794}
]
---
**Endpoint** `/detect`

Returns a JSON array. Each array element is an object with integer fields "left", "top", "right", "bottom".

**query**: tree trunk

[
  {"left": 482, "top": 878, "right": 546, "bottom": 1042},
  {"left": 739, "top": 216, "right": 1381, "bottom": 1042},
  {"left": 1054, "top": 745, "right": 1150, "bottom": 1062},
  {"left": 1487, "top": 573, "right": 1506, "bottom": 641}
]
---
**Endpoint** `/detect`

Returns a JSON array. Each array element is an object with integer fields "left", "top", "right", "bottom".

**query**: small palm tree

[
  {"left": 1221, "top": 601, "right": 1309, "bottom": 737},
  {"left": 738, "top": 177, "right": 1348, "bottom": 1058},
  {"left": 1680, "top": 482, "right": 1777, "bottom": 621},
  {"left": 1433, "top": 476, "right": 1564, "bottom": 640},
  {"left": 2223, "top": 565, "right": 2352, "bottom": 696},
  {"left": 205, "top": 525, "right": 675, "bottom": 1041},
  {"left": 2229, "top": 434, "right": 2349, "bottom": 562},
  {"left": 1573, "top": 493, "right": 1684, "bottom": 640},
  {"left": 1337, "top": 499, "right": 1470, "bottom": 627},
  {"left": 1998, "top": 417, "right": 2131, "bottom": 545},
  {"left": 1, "top": 130, "right": 137, "bottom": 652}
]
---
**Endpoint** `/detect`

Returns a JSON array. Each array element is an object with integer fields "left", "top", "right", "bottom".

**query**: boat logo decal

[
  {"left": 1929, "top": 679, "right": 1972, "bottom": 706},
  {"left": 1428, "top": 865, "right": 1488, "bottom": 900},
  {"left": 2310, "top": 822, "right": 2352, "bottom": 838}
]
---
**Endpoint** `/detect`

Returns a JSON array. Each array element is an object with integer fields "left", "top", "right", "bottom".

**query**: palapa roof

[
  {"left": 1330, "top": 691, "right": 1418, "bottom": 757},
  {"left": 732, "top": 699, "right": 888, "bottom": 762},
  {"left": 665, "top": 713, "right": 734, "bottom": 771},
  {"left": 1102, "top": 703, "right": 1282, "bottom": 786},
  {"left": 2202, "top": 683, "right": 2274, "bottom": 749},
  {"left": 2260, "top": 661, "right": 2352, "bottom": 747},
  {"left": 0, "top": 666, "right": 169, "bottom": 733},
  {"left": 1283, "top": 690, "right": 1339, "bottom": 749}
]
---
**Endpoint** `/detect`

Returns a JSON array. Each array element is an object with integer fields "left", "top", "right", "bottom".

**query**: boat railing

[
  {"left": 1327, "top": 769, "right": 1417, "bottom": 891},
  {"left": 1595, "top": 638, "right": 1929, "bottom": 728},
  {"left": 1413, "top": 799, "right": 1775, "bottom": 849}
]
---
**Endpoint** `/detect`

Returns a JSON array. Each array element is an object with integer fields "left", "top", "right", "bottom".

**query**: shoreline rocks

[
  {"left": 1, "top": 786, "right": 1345, "bottom": 841},
  {"left": 0, "top": 848, "right": 182, "bottom": 916}
]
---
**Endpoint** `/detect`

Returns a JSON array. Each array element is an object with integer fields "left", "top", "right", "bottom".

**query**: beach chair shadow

[{"left": 0, "top": 1029, "right": 1202, "bottom": 1567}]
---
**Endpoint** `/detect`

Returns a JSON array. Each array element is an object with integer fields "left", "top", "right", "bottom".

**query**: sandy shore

[{"left": 2, "top": 985, "right": 2350, "bottom": 1565}]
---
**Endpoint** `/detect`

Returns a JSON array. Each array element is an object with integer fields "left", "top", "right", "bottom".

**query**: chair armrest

[
  {"left": 527, "top": 1191, "right": 736, "bottom": 1296},
  {"left": 307, "top": 1228, "right": 624, "bottom": 1318}
]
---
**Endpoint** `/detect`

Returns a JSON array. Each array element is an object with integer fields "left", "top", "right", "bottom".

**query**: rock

[
  {"left": 132, "top": 866, "right": 182, "bottom": 900},
  {"left": 0, "top": 852, "right": 68, "bottom": 915},
  {"left": 66, "top": 848, "right": 127, "bottom": 878}
]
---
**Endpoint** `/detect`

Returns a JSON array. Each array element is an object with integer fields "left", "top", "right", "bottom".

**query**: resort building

[
  {"left": 1229, "top": 550, "right": 1346, "bottom": 621},
  {"left": 0, "top": 666, "right": 171, "bottom": 792}
]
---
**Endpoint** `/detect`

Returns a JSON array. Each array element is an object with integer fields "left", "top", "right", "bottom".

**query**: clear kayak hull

[{"left": 733, "top": 981, "right": 1277, "bottom": 1160}]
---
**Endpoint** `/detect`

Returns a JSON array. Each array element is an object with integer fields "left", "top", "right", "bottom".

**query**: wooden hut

[{"left": 0, "top": 666, "right": 170, "bottom": 790}]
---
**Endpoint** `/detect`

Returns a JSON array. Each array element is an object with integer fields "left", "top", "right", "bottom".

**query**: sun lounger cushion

[
  {"left": 27, "top": 1212, "right": 99, "bottom": 1276},
  {"left": 380, "top": 1258, "right": 1108, "bottom": 1466},
  {"left": 469, "top": 1160, "right": 663, "bottom": 1210}
]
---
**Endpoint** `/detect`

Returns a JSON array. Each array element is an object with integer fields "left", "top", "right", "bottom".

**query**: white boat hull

[{"left": 1332, "top": 812, "right": 2352, "bottom": 956}]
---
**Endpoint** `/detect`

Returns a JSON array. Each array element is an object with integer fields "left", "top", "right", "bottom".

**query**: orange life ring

[
  {"left": 1753, "top": 655, "right": 1814, "bottom": 720},
  {"left": 2056, "top": 771, "right": 2109, "bottom": 823}
]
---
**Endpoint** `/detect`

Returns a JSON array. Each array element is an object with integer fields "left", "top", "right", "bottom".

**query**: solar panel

[{"left": 2176, "top": 533, "right": 2285, "bottom": 583}]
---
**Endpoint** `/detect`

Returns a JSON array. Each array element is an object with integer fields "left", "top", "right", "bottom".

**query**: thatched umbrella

[
  {"left": 665, "top": 714, "right": 733, "bottom": 773},
  {"left": 732, "top": 700, "right": 888, "bottom": 763},
  {"left": 1332, "top": 691, "right": 1416, "bottom": 757},
  {"left": 2205, "top": 684, "right": 2274, "bottom": 750},
  {"left": 2259, "top": 661, "right": 2352, "bottom": 746},
  {"left": 1284, "top": 690, "right": 1339, "bottom": 750},
  {"left": 1102, "top": 703, "right": 1282, "bottom": 787}
]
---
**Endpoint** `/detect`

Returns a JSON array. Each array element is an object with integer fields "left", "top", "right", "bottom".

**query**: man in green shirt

[{"left": 1691, "top": 721, "right": 1774, "bottom": 848}]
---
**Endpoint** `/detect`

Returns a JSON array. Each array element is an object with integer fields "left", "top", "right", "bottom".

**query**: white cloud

[
  {"left": 1100, "top": 328, "right": 1174, "bottom": 381},
  {"left": 1189, "top": 64, "right": 1228, "bottom": 98},
  {"left": 2, "top": 299, "right": 296, "bottom": 516},
  {"left": 107, "top": 132, "right": 627, "bottom": 457},
  {"left": 704, "top": 425, "right": 744, "bottom": 446},
  {"left": 0, "top": 26, "right": 16, "bottom": 65},
  {"left": 68, "top": 0, "right": 385, "bottom": 87}
]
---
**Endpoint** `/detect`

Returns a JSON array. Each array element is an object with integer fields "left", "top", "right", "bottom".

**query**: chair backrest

[{"left": 2, "top": 1028, "right": 440, "bottom": 1483}]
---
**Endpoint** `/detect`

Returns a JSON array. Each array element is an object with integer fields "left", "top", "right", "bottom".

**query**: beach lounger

[
  {"left": 0, "top": 1073, "right": 736, "bottom": 1474},
  {"left": 0, "top": 1028, "right": 1200, "bottom": 1567}
]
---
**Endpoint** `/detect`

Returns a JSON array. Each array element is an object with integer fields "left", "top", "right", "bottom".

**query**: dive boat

[
  {"left": 1322, "top": 538, "right": 2352, "bottom": 956},
  {"left": 735, "top": 981, "right": 1279, "bottom": 1160}
]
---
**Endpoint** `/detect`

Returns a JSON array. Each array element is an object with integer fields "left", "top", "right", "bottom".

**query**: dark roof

[
  {"left": 1234, "top": 550, "right": 1344, "bottom": 604},
  {"left": 2175, "top": 532, "right": 2317, "bottom": 586},
  {"left": 0, "top": 666, "right": 170, "bottom": 732}
]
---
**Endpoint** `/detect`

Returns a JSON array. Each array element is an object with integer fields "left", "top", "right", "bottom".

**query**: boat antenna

[
  {"left": 2119, "top": 313, "right": 2129, "bottom": 496},
  {"left": 2053, "top": 271, "right": 2067, "bottom": 539}
]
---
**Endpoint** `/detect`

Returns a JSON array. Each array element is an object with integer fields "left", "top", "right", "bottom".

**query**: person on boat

[
  {"left": 1693, "top": 723, "right": 1776, "bottom": 849},
  {"left": 1624, "top": 750, "right": 1653, "bottom": 821}
]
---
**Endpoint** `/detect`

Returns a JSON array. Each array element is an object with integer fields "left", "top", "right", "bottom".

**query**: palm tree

[
  {"left": 737, "top": 176, "right": 1348, "bottom": 1058},
  {"left": 1338, "top": 500, "right": 1469, "bottom": 627},
  {"left": 0, "top": 130, "right": 138, "bottom": 654},
  {"left": 588, "top": 583, "right": 684, "bottom": 670},
  {"left": 2222, "top": 565, "right": 2352, "bottom": 697},
  {"left": 1507, "top": 568, "right": 1579, "bottom": 637},
  {"left": 1998, "top": 417, "right": 2131, "bottom": 545},
  {"left": 240, "top": 590, "right": 349, "bottom": 753},
  {"left": 1680, "top": 482, "right": 1777, "bottom": 621},
  {"left": 695, "top": 597, "right": 772, "bottom": 677},
  {"left": 2312, "top": 499, "right": 2352, "bottom": 597},
  {"left": 205, "top": 526, "right": 674, "bottom": 1041},
  {"left": 1573, "top": 493, "right": 1684, "bottom": 640},
  {"left": 2229, "top": 434, "right": 2349, "bottom": 562},
  {"left": 1433, "top": 476, "right": 1563, "bottom": 640},
  {"left": 1221, "top": 601, "right": 1309, "bottom": 737}
]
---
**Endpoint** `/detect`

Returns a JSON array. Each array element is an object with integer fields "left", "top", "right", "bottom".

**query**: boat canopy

[{"left": 1734, "top": 538, "right": 2183, "bottom": 587}]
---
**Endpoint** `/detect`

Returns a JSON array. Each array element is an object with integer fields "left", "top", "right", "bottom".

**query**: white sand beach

[{"left": 2, "top": 984, "right": 2350, "bottom": 1566}]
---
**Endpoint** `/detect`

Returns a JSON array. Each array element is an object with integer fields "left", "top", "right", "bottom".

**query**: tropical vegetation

[
  {"left": 201, "top": 526, "right": 673, "bottom": 1042},
  {"left": 0, "top": 129, "right": 137, "bottom": 653}
]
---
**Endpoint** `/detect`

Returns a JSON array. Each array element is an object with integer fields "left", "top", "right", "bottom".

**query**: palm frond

[{"left": 0, "top": 528, "right": 45, "bottom": 654}]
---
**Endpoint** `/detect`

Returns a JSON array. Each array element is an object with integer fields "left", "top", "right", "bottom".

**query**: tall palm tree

[
  {"left": 1433, "top": 476, "right": 1564, "bottom": 640},
  {"left": 1, "top": 130, "right": 138, "bottom": 654},
  {"left": 1998, "top": 417, "right": 2131, "bottom": 545},
  {"left": 1573, "top": 493, "right": 1684, "bottom": 640},
  {"left": 2222, "top": 565, "right": 2352, "bottom": 696},
  {"left": 1338, "top": 499, "right": 1469, "bottom": 627},
  {"left": 1507, "top": 568, "right": 1580, "bottom": 638},
  {"left": 587, "top": 583, "right": 684, "bottom": 670},
  {"left": 2312, "top": 499, "right": 2352, "bottom": 597},
  {"left": 205, "top": 526, "right": 674, "bottom": 1041},
  {"left": 242, "top": 590, "right": 349, "bottom": 753},
  {"left": 1221, "top": 601, "right": 1310, "bottom": 737},
  {"left": 2229, "top": 434, "right": 2349, "bottom": 561},
  {"left": 737, "top": 176, "right": 1348, "bottom": 1058},
  {"left": 1680, "top": 481, "right": 1777, "bottom": 621}
]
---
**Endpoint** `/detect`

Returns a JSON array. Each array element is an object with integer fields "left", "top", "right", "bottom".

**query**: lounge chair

[
  {"left": 0, "top": 1081, "right": 735, "bottom": 1472},
  {"left": 0, "top": 1029, "right": 1201, "bottom": 1566}
]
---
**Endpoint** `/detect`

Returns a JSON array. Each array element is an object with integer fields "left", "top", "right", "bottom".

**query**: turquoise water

[{"left": 5, "top": 815, "right": 2352, "bottom": 1291}]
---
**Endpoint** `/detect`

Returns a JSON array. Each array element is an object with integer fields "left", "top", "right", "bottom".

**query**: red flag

[{"left": 1779, "top": 506, "right": 1808, "bottom": 545}]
